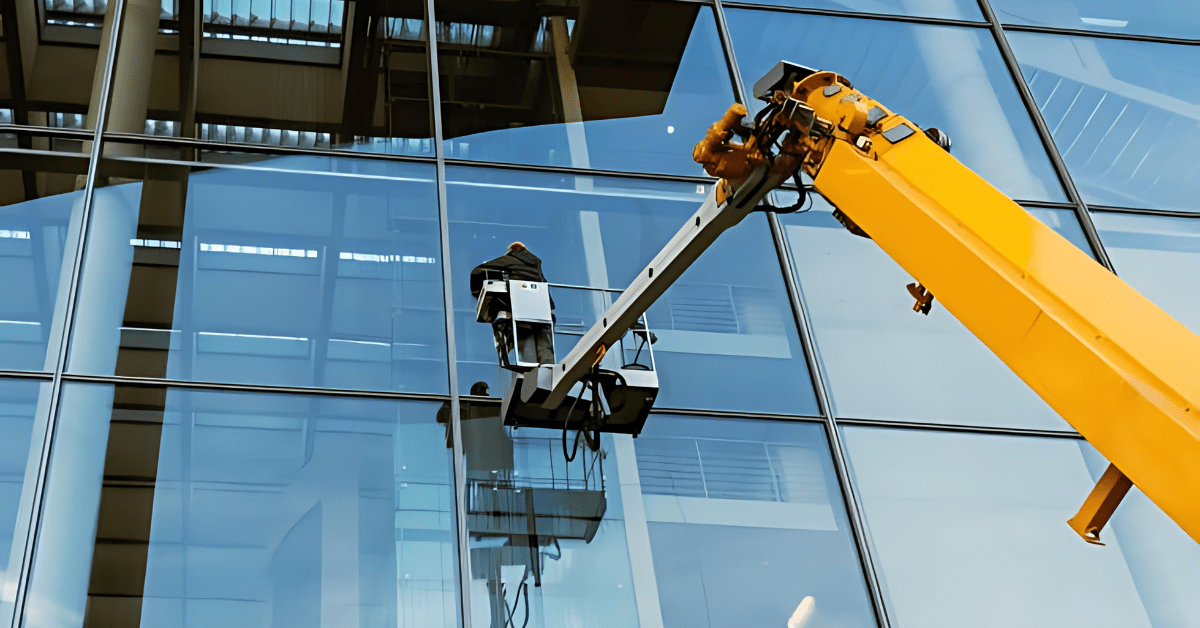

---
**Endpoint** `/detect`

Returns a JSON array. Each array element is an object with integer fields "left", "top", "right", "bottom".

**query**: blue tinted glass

[
  {"left": 781, "top": 195, "right": 1073, "bottom": 430},
  {"left": 1008, "top": 33, "right": 1200, "bottom": 211},
  {"left": 636, "top": 415, "right": 877, "bottom": 628},
  {"left": 28, "top": 383, "right": 459, "bottom": 628},
  {"left": 0, "top": 378, "right": 49, "bottom": 627},
  {"left": 734, "top": 0, "right": 981, "bottom": 21},
  {"left": 842, "top": 426, "right": 1200, "bottom": 628},
  {"left": 726, "top": 10, "right": 1066, "bottom": 203},
  {"left": 437, "top": 4, "right": 736, "bottom": 177},
  {"left": 1092, "top": 211, "right": 1200, "bottom": 331},
  {"left": 68, "top": 157, "right": 449, "bottom": 393},
  {"left": 0, "top": 154, "right": 88, "bottom": 372},
  {"left": 447, "top": 167, "right": 819, "bottom": 415},
  {"left": 994, "top": 0, "right": 1200, "bottom": 41},
  {"left": 458, "top": 402, "right": 640, "bottom": 627}
]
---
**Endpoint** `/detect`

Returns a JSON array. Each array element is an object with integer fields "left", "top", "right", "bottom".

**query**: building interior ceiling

[{"left": 0, "top": 0, "right": 698, "bottom": 150}]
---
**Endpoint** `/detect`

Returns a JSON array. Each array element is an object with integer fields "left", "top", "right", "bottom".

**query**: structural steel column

[{"left": 82, "top": 0, "right": 159, "bottom": 161}]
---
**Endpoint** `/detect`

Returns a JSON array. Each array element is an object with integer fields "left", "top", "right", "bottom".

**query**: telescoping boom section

[{"left": 529, "top": 61, "right": 1200, "bottom": 543}]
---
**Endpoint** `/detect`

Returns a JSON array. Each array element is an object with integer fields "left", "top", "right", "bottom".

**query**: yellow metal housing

[
  {"left": 693, "top": 66, "right": 1200, "bottom": 542},
  {"left": 813, "top": 125, "right": 1200, "bottom": 542}
]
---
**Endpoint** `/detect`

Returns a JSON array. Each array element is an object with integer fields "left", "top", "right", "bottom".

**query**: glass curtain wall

[{"left": 3, "top": 0, "right": 1199, "bottom": 627}]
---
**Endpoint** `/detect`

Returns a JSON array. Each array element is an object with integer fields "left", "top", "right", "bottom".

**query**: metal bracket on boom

[
  {"left": 906, "top": 282, "right": 935, "bottom": 315},
  {"left": 1067, "top": 463, "right": 1133, "bottom": 545}
]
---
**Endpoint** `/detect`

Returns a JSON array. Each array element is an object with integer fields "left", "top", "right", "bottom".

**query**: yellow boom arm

[{"left": 694, "top": 62, "right": 1200, "bottom": 544}]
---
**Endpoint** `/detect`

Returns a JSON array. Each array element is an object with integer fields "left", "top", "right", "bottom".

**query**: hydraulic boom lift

[{"left": 483, "top": 61, "right": 1200, "bottom": 544}]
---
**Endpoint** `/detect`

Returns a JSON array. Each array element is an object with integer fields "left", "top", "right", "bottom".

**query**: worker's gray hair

[{"left": 508, "top": 241, "right": 527, "bottom": 252}]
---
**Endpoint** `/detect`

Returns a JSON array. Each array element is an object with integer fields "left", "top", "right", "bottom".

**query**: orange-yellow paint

[{"left": 814, "top": 126, "right": 1200, "bottom": 542}]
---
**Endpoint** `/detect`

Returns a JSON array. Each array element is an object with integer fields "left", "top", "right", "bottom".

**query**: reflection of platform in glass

[{"left": 467, "top": 480, "right": 607, "bottom": 544}]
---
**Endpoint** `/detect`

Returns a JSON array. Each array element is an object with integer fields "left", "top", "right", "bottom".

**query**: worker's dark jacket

[{"left": 470, "top": 250, "right": 552, "bottom": 306}]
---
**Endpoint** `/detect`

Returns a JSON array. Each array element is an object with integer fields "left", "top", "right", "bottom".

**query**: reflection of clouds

[
  {"left": 1009, "top": 33, "right": 1200, "bottom": 210},
  {"left": 788, "top": 595, "right": 816, "bottom": 628}
]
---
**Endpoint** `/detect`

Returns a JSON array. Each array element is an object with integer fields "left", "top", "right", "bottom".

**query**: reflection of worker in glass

[{"left": 470, "top": 242, "right": 555, "bottom": 365}]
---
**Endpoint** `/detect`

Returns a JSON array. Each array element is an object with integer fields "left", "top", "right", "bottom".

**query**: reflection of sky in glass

[
  {"left": 843, "top": 427, "right": 1200, "bottom": 628},
  {"left": 44, "top": 0, "right": 347, "bottom": 46},
  {"left": 993, "top": 0, "right": 1200, "bottom": 41},
  {"left": 729, "top": 0, "right": 982, "bottom": 21},
  {"left": 727, "top": 10, "right": 1066, "bottom": 202},
  {"left": 0, "top": 191, "right": 78, "bottom": 372},
  {"left": 1010, "top": 32, "right": 1200, "bottom": 211},
  {"left": 638, "top": 415, "right": 877, "bottom": 628},
  {"left": 203, "top": 0, "right": 344, "bottom": 46},
  {"left": 781, "top": 195, "right": 1080, "bottom": 430},
  {"left": 0, "top": 378, "right": 48, "bottom": 628}
]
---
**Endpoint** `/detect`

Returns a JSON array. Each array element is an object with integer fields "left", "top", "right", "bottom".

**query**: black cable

[
  {"left": 503, "top": 571, "right": 530, "bottom": 628},
  {"left": 745, "top": 100, "right": 816, "bottom": 215},
  {"left": 562, "top": 367, "right": 628, "bottom": 458},
  {"left": 752, "top": 101, "right": 778, "bottom": 130},
  {"left": 585, "top": 382, "right": 602, "bottom": 452},
  {"left": 521, "top": 582, "right": 530, "bottom": 628},
  {"left": 561, "top": 381, "right": 586, "bottom": 463},
  {"left": 755, "top": 172, "right": 812, "bottom": 214},
  {"left": 503, "top": 593, "right": 514, "bottom": 628},
  {"left": 541, "top": 537, "right": 562, "bottom": 561},
  {"left": 630, "top": 332, "right": 646, "bottom": 368}
]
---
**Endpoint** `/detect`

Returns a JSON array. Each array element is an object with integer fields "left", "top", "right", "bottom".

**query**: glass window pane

[
  {"left": 1008, "top": 33, "right": 1200, "bottom": 211},
  {"left": 434, "top": 2, "right": 736, "bottom": 177},
  {"left": 1092, "top": 211, "right": 1200, "bottom": 331},
  {"left": 67, "top": 151, "right": 448, "bottom": 393},
  {"left": 842, "top": 426, "right": 1200, "bottom": 628},
  {"left": 457, "top": 399, "right": 639, "bottom": 627},
  {"left": 0, "top": 139, "right": 92, "bottom": 372},
  {"left": 726, "top": 10, "right": 1066, "bottom": 203},
  {"left": 448, "top": 166, "right": 819, "bottom": 415},
  {"left": 104, "top": 0, "right": 434, "bottom": 156},
  {"left": 993, "top": 0, "right": 1200, "bottom": 41},
  {"left": 781, "top": 194, "right": 1074, "bottom": 430},
  {"left": 635, "top": 415, "right": 877, "bottom": 628},
  {"left": 730, "top": 0, "right": 981, "bottom": 21},
  {"left": 0, "top": 378, "right": 51, "bottom": 628},
  {"left": 27, "top": 383, "right": 459, "bottom": 628}
]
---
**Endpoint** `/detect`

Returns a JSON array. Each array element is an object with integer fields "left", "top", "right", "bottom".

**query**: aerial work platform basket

[{"left": 476, "top": 278, "right": 658, "bottom": 439}]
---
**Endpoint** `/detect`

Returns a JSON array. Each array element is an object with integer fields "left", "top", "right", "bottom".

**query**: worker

[{"left": 470, "top": 242, "right": 556, "bottom": 365}]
